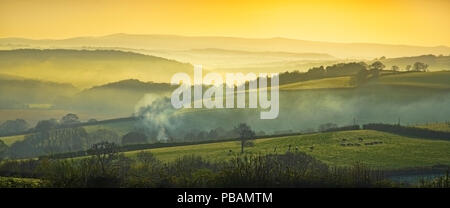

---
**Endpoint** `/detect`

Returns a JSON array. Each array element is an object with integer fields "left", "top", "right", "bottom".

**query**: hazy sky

[{"left": 1, "top": 0, "right": 449, "bottom": 46}]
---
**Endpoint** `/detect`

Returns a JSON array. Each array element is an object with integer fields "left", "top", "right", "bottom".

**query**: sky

[{"left": 1, "top": 0, "right": 449, "bottom": 46}]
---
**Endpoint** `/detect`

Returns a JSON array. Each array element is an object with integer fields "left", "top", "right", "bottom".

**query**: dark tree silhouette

[
  {"left": 369, "top": 61, "right": 385, "bottom": 78},
  {"left": 0, "top": 119, "right": 29, "bottom": 135},
  {"left": 277, "top": 62, "right": 367, "bottom": 85},
  {"left": 61, "top": 113, "right": 80, "bottom": 126},
  {"left": 352, "top": 68, "right": 370, "bottom": 86},
  {"left": 370, "top": 61, "right": 385, "bottom": 71},
  {"left": 235, "top": 123, "right": 255, "bottom": 153},
  {"left": 412, "top": 62, "right": 428, "bottom": 72},
  {"left": 87, "top": 141, "right": 119, "bottom": 175},
  {"left": 363, "top": 123, "right": 450, "bottom": 141},
  {"left": 405, "top": 64, "right": 412, "bottom": 71},
  {"left": 391, "top": 65, "right": 399, "bottom": 71},
  {"left": 34, "top": 119, "right": 58, "bottom": 132},
  {"left": 87, "top": 119, "right": 98, "bottom": 123},
  {"left": 318, "top": 123, "right": 338, "bottom": 132}
]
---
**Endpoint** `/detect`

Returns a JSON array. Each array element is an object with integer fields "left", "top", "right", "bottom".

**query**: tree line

[
  {"left": 275, "top": 60, "right": 429, "bottom": 86},
  {"left": 362, "top": 123, "right": 450, "bottom": 141}
]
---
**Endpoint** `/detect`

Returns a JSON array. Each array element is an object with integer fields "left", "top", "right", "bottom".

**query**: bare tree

[
  {"left": 235, "top": 123, "right": 255, "bottom": 153},
  {"left": 87, "top": 141, "right": 119, "bottom": 175}
]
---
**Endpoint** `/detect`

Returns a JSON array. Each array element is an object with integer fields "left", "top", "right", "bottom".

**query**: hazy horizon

[
  {"left": 2, "top": 33, "right": 450, "bottom": 48},
  {"left": 1, "top": 0, "right": 450, "bottom": 47}
]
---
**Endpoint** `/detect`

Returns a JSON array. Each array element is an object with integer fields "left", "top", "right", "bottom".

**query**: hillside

[
  {"left": 276, "top": 71, "right": 450, "bottom": 91},
  {"left": 141, "top": 48, "right": 336, "bottom": 69},
  {"left": 0, "top": 49, "right": 193, "bottom": 88},
  {"left": 0, "top": 77, "right": 176, "bottom": 125},
  {"left": 3, "top": 126, "right": 448, "bottom": 170},
  {"left": 2, "top": 117, "right": 450, "bottom": 170},
  {"left": 69, "top": 79, "right": 175, "bottom": 115},
  {"left": 1, "top": 34, "right": 449, "bottom": 58},
  {"left": 0, "top": 74, "right": 78, "bottom": 109},
  {"left": 0, "top": 134, "right": 27, "bottom": 146},
  {"left": 372, "top": 71, "right": 450, "bottom": 89},
  {"left": 0, "top": 71, "right": 449, "bottom": 141},
  {"left": 86, "top": 79, "right": 175, "bottom": 92},
  {"left": 415, "top": 123, "right": 450, "bottom": 132},
  {"left": 115, "top": 130, "right": 450, "bottom": 169},
  {"left": 376, "top": 55, "right": 450, "bottom": 71},
  {"left": 279, "top": 76, "right": 353, "bottom": 90}
]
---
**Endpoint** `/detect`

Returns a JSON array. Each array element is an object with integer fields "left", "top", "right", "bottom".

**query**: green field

[
  {"left": 1, "top": 71, "right": 449, "bottom": 169},
  {"left": 2, "top": 122, "right": 450, "bottom": 171},
  {"left": 0, "top": 134, "right": 26, "bottom": 146},
  {"left": 415, "top": 123, "right": 450, "bottom": 132},
  {"left": 279, "top": 76, "right": 353, "bottom": 90},
  {"left": 122, "top": 130, "right": 450, "bottom": 170},
  {"left": 275, "top": 71, "right": 450, "bottom": 91},
  {"left": 375, "top": 71, "right": 450, "bottom": 89},
  {"left": 83, "top": 120, "right": 136, "bottom": 137},
  {"left": 0, "top": 176, "right": 42, "bottom": 188},
  {"left": 266, "top": 71, "right": 450, "bottom": 91}
]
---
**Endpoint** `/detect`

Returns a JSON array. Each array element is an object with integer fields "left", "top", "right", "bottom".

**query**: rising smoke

[
  {"left": 135, "top": 87, "right": 450, "bottom": 142},
  {"left": 135, "top": 95, "right": 180, "bottom": 142}
]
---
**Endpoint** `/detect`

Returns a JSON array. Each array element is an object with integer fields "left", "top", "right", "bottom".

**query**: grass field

[
  {"left": 0, "top": 134, "right": 26, "bottom": 146},
  {"left": 375, "top": 71, "right": 450, "bottom": 89},
  {"left": 0, "top": 176, "right": 42, "bottom": 188},
  {"left": 123, "top": 130, "right": 450, "bottom": 170},
  {"left": 279, "top": 76, "right": 353, "bottom": 90},
  {"left": 415, "top": 123, "right": 450, "bottom": 132},
  {"left": 252, "top": 71, "right": 450, "bottom": 91},
  {"left": 83, "top": 120, "right": 136, "bottom": 137},
  {"left": 3, "top": 125, "right": 450, "bottom": 170}
]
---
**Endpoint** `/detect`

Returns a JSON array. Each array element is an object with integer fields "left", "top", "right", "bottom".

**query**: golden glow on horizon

[{"left": 0, "top": 0, "right": 449, "bottom": 46}]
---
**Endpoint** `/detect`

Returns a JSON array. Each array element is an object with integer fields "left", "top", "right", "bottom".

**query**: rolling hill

[
  {"left": 375, "top": 54, "right": 450, "bottom": 71},
  {"left": 70, "top": 79, "right": 175, "bottom": 116},
  {"left": 278, "top": 71, "right": 450, "bottom": 91},
  {"left": 121, "top": 130, "right": 450, "bottom": 170},
  {"left": 0, "top": 74, "right": 78, "bottom": 109},
  {"left": 0, "top": 49, "right": 193, "bottom": 88},
  {"left": 1, "top": 70, "right": 449, "bottom": 143},
  {"left": 140, "top": 48, "right": 337, "bottom": 69},
  {"left": 415, "top": 123, "right": 450, "bottom": 132},
  {"left": 2, "top": 124, "right": 448, "bottom": 170},
  {"left": 0, "top": 77, "right": 176, "bottom": 125},
  {"left": 372, "top": 71, "right": 450, "bottom": 89},
  {"left": 279, "top": 76, "right": 354, "bottom": 90},
  {"left": 1, "top": 34, "right": 449, "bottom": 58}
]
